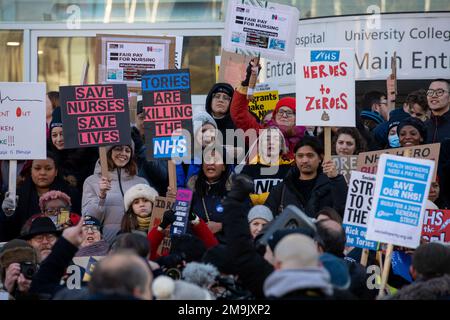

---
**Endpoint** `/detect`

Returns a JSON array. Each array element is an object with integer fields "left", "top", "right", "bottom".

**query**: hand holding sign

[
  {"left": 1, "top": 192, "right": 18, "bottom": 216},
  {"left": 98, "top": 176, "right": 112, "bottom": 199},
  {"left": 322, "top": 159, "right": 338, "bottom": 179}
]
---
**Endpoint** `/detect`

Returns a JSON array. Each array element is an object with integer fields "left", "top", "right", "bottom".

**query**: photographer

[{"left": 0, "top": 239, "right": 39, "bottom": 299}]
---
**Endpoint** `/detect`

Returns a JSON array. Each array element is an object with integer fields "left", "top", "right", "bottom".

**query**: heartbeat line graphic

[{"left": 0, "top": 90, "right": 43, "bottom": 104}]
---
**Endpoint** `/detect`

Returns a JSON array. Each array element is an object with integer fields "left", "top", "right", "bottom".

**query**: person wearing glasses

[
  {"left": 81, "top": 142, "right": 149, "bottom": 245},
  {"left": 205, "top": 83, "right": 235, "bottom": 140},
  {"left": 38, "top": 190, "right": 81, "bottom": 230},
  {"left": 75, "top": 215, "right": 109, "bottom": 257},
  {"left": 230, "top": 59, "right": 305, "bottom": 160},
  {"left": 425, "top": 79, "right": 450, "bottom": 144}
]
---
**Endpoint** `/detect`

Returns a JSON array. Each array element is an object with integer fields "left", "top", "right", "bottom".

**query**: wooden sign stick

[
  {"left": 99, "top": 147, "right": 109, "bottom": 180},
  {"left": 324, "top": 127, "right": 332, "bottom": 162},
  {"left": 377, "top": 147, "right": 412, "bottom": 298},
  {"left": 167, "top": 160, "right": 177, "bottom": 197},
  {"left": 360, "top": 248, "right": 370, "bottom": 267}
]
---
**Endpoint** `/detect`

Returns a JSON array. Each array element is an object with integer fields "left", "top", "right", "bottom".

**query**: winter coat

[
  {"left": 263, "top": 268, "right": 334, "bottom": 300},
  {"left": 81, "top": 161, "right": 148, "bottom": 244},
  {"left": 426, "top": 110, "right": 450, "bottom": 144},
  {"left": 205, "top": 82, "right": 236, "bottom": 139},
  {"left": 389, "top": 275, "right": 450, "bottom": 300},
  {"left": 222, "top": 198, "right": 274, "bottom": 298},
  {"left": 230, "top": 90, "right": 305, "bottom": 159},
  {"left": 264, "top": 167, "right": 348, "bottom": 218},
  {"left": 240, "top": 156, "right": 293, "bottom": 205},
  {"left": 0, "top": 176, "right": 81, "bottom": 242}
]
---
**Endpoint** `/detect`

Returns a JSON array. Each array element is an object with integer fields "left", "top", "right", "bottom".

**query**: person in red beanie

[{"left": 230, "top": 59, "right": 306, "bottom": 159}]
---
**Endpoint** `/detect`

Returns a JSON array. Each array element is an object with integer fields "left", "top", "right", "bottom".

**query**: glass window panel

[{"left": 0, "top": 30, "right": 23, "bottom": 82}]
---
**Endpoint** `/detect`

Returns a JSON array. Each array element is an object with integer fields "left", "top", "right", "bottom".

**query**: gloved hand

[
  {"left": 226, "top": 174, "right": 254, "bottom": 202},
  {"left": 2, "top": 192, "right": 18, "bottom": 217},
  {"left": 241, "top": 59, "right": 261, "bottom": 87},
  {"left": 159, "top": 209, "right": 176, "bottom": 230}
]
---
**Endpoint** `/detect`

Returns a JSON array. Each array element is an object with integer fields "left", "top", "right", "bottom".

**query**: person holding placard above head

[
  {"left": 81, "top": 142, "right": 148, "bottom": 245},
  {"left": 264, "top": 136, "right": 348, "bottom": 218},
  {"left": 230, "top": 59, "right": 305, "bottom": 160},
  {"left": 332, "top": 127, "right": 367, "bottom": 156},
  {"left": 0, "top": 152, "right": 81, "bottom": 242}
]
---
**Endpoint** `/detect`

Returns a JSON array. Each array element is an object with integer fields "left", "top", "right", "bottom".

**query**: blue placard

[
  {"left": 152, "top": 135, "right": 188, "bottom": 159},
  {"left": 343, "top": 224, "right": 378, "bottom": 251},
  {"left": 142, "top": 72, "right": 190, "bottom": 91}
]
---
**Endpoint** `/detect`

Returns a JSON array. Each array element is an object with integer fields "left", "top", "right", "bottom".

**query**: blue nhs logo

[{"left": 310, "top": 50, "right": 340, "bottom": 62}]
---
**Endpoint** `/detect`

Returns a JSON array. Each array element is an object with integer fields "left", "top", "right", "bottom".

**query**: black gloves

[
  {"left": 241, "top": 60, "right": 261, "bottom": 87},
  {"left": 226, "top": 174, "right": 254, "bottom": 202},
  {"left": 159, "top": 209, "right": 176, "bottom": 229}
]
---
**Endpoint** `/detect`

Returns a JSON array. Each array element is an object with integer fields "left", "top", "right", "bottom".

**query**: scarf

[{"left": 136, "top": 216, "right": 152, "bottom": 232}]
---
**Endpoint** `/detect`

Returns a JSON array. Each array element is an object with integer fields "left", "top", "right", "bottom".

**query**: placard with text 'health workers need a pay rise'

[{"left": 366, "top": 154, "right": 435, "bottom": 249}]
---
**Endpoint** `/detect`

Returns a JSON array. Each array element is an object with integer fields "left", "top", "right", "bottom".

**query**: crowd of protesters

[{"left": 0, "top": 59, "right": 449, "bottom": 300}]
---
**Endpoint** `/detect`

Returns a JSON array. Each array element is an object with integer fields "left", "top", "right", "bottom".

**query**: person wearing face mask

[
  {"left": 387, "top": 121, "right": 401, "bottom": 148},
  {"left": 230, "top": 59, "right": 305, "bottom": 159},
  {"left": 81, "top": 142, "right": 149, "bottom": 244}
]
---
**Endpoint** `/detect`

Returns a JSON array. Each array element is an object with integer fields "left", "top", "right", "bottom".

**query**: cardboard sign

[
  {"left": 248, "top": 83, "right": 279, "bottom": 121},
  {"left": 295, "top": 48, "right": 355, "bottom": 127},
  {"left": 356, "top": 143, "right": 440, "bottom": 179},
  {"left": 96, "top": 34, "right": 176, "bottom": 89},
  {"left": 150, "top": 196, "right": 176, "bottom": 257},
  {"left": 223, "top": 0, "right": 299, "bottom": 60},
  {"left": 332, "top": 155, "right": 358, "bottom": 184},
  {"left": 366, "top": 154, "right": 435, "bottom": 248},
  {"left": 0, "top": 82, "right": 46, "bottom": 160},
  {"left": 218, "top": 50, "right": 253, "bottom": 88},
  {"left": 422, "top": 209, "right": 450, "bottom": 243},
  {"left": 170, "top": 189, "right": 193, "bottom": 236},
  {"left": 142, "top": 69, "right": 193, "bottom": 160},
  {"left": 59, "top": 84, "right": 131, "bottom": 149},
  {"left": 343, "top": 171, "right": 378, "bottom": 250}
]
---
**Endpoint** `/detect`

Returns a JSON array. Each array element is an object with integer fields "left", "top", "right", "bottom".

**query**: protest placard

[
  {"left": 150, "top": 196, "right": 176, "bottom": 257},
  {"left": 332, "top": 155, "right": 358, "bottom": 184},
  {"left": 65, "top": 256, "right": 104, "bottom": 287},
  {"left": 366, "top": 154, "right": 435, "bottom": 249},
  {"left": 59, "top": 84, "right": 131, "bottom": 149},
  {"left": 295, "top": 48, "right": 355, "bottom": 128},
  {"left": 343, "top": 171, "right": 379, "bottom": 251},
  {"left": 218, "top": 50, "right": 253, "bottom": 88},
  {"left": 356, "top": 143, "right": 440, "bottom": 179},
  {"left": 0, "top": 82, "right": 46, "bottom": 160},
  {"left": 223, "top": 0, "right": 299, "bottom": 61},
  {"left": 247, "top": 83, "right": 279, "bottom": 121},
  {"left": 96, "top": 34, "right": 176, "bottom": 89},
  {"left": 422, "top": 209, "right": 450, "bottom": 243},
  {"left": 170, "top": 189, "right": 193, "bottom": 236},
  {"left": 141, "top": 69, "right": 193, "bottom": 160}
]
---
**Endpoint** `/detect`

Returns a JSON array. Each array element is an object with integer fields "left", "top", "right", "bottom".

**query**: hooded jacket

[
  {"left": 263, "top": 268, "right": 333, "bottom": 299},
  {"left": 81, "top": 161, "right": 148, "bottom": 244},
  {"left": 205, "top": 83, "right": 236, "bottom": 139},
  {"left": 264, "top": 167, "right": 348, "bottom": 218}
]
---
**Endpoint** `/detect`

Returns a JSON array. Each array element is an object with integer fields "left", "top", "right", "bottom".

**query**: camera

[
  {"left": 20, "top": 262, "right": 37, "bottom": 280},
  {"left": 156, "top": 253, "right": 186, "bottom": 280}
]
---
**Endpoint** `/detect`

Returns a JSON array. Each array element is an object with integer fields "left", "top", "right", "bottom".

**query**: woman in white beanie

[
  {"left": 247, "top": 205, "right": 274, "bottom": 239},
  {"left": 120, "top": 184, "right": 158, "bottom": 236}
]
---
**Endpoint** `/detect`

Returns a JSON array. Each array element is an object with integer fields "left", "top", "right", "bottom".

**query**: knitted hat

[
  {"left": 39, "top": 190, "right": 72, "bottom": 212},
  {"left": 397, "top": 116, "right": 427, "bottom": 142},
  {"left": 123, "top": 184, "right": 159, "bottom": 211},
  {"left": 247, "top": 205, "right": 274, "bottom": 223},
  {"left": 272, "top": 97, "right": 296, "bottom": 120},
  {"left": 192, "top": 111, "right": 218, "bottom": 137},
  {"left": 50, "top": 107, "right": 63, "bottom": 132},
  {"left": 267, "top": 227, "right": 316, "bottom": 252},
  {"left": 152, "top": 275, "right": 214, "bottom": 300},
  {"left": 360, "top": 110, "right": 384, "bottom": 125},
  {"left": 83, "top": 215, "right": 102, "bottom": 228},
  {"left": 205, "top": 83, "right": 234, "bottom": 114}
]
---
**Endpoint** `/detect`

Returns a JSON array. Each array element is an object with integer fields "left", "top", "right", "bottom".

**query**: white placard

[
  {"left": 366, "top": 154, "right": 435, "bottom": 249},
  {"left": 0, "top": 82, "right": 46, "bottom": 160},
  {"left": 295, "top": 48, "right": 355, "bottom": 127},
  {"left": 223, "top": 0, "right": 299, "bottom": 61},
  {"left": 261, "top": 13, "right": 450, "bottom": 94}
]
